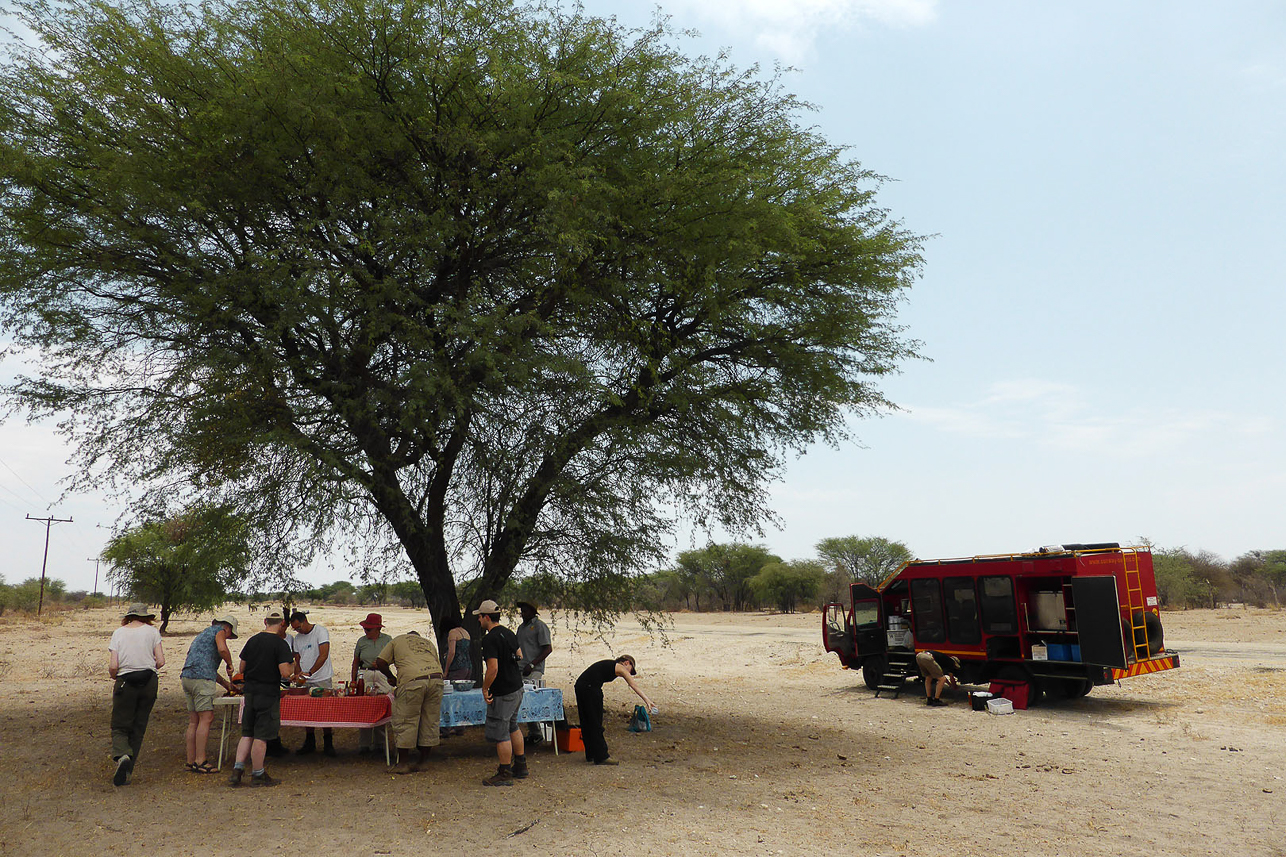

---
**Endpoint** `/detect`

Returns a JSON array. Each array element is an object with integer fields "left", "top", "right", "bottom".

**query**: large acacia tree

[{"left": 0, "top": 0, "right": 923, "bottom": 637}]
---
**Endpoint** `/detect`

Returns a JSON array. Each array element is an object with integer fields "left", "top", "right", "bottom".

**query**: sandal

[{"left": 187, "top": 761, "right": 216, "bottom": 774}]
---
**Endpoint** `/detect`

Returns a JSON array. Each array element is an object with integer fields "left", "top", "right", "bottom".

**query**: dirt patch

[{"left": 0, "top": 606, "right": 1282, "bottom": 856}]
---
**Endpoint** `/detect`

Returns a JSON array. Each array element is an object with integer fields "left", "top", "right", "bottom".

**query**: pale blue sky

[{"left": 1, "top": 0, "right": 1282, "bottom": 591}]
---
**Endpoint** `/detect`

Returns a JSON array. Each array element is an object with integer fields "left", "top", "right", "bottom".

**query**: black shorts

[{"left": 241, "top": 689, "right": 281, "bottom": 741}]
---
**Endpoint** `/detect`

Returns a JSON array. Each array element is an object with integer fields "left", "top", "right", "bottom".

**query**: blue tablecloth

[{"left": 439, "top": 687, "right": 563, "bottom": 727}]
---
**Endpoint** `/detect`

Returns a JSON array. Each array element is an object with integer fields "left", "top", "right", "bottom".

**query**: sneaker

[
  {"left": 389, "top": 761, "right": 415, "bottom": 775},
  {"left": 249, "top": 771, "right": 279, "bottom": 787},
  {"left": 593, "top": 758, "right": 619, "bottom": 766},
  {"left": 322, "top": 742, "right": 337, "bottom": 758},
  {"left": 112, "top": 755, "right": 132, "bottom": 787},
  {"left": 482, "top": 766, "right": 514, "bottom": 787},
  {"left": 296, "top": 740, "right": 316, "bottom": 756},
  {"left": 227, "top": 767, "right": 244, "bottom": 788},
  {"left": 526, "top": 732, "right": 544, "bottom": 747}
]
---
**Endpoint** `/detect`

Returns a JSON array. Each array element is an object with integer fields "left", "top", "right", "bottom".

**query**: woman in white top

[{"left": 108, "top": 603, "right": 165, "bottom": 786}]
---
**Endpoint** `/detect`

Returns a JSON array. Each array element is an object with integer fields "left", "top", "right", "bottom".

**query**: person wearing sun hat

[
  {"left": 107, "top": 603, "right": 166, "bottom": 786},
  {"left": 179, "top": 614, "right": 239, "bottom": 773},
  {"left": 351, "top": 613, "right": 391, "bottom": 754}
]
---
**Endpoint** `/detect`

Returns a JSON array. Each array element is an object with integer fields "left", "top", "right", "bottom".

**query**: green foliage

[
  {"left": 750, "top": 560, "right": 825, "bottom": 613},
  {"left": 103, "top": 505, "right": 250, "bottom": 632},
  {"left": 0, "top": 0, "right": 923, "bottom": 633},
  {"left": 816, "top": 535, "right": 913, "bottom": 588},
  {"left": 673, "top": 543, "right": 780, "bottom": 611},
  {"left": 7, "top": 577, "right": 58, "bottom": 612}
]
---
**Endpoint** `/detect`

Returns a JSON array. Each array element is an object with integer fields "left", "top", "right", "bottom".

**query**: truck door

[
  {"left": 848, "top": 583, "right": 885, "bottom": 658},
  {"left": 823, "top": 602, "right": 853, "bottom": 664},
  {"left": 1071, "top": 576, "right": 1127, "bottom": 668}
]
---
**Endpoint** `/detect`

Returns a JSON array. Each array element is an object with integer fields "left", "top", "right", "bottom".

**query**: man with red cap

[{"left": 351, "top": 613, "right": 391, "bottom": 754}]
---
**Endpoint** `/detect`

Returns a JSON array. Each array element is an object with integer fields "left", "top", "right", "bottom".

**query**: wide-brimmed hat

[
  {"left": 471, "top": 599, "right": 501, "bottom": 616},
  {"left": 516, "top": 601, "right": 538, "bottom": 613},
  {"left": 214, "top": 615, "right": 239, "bottom": 638},
  {"left": 123, "top": 602, "right": 155, "bottom": 621},
  {"left": 359, "top": 613, "right": 383, "bottom": 630}
]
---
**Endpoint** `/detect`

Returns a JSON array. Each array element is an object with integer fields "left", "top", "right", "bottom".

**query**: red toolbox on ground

[{"left": 988, "top": 679, "right": 1031, "bottom": 710}]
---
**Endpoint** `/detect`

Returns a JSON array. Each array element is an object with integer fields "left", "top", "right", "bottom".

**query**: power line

[
  {"left": 26, "top": 513, "right": 72, "bottom": 616},
  {"left": 0, "top": 454, "right": 48, "bottom": 503}
]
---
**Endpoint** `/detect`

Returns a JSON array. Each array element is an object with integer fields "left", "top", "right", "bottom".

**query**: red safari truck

[{"left": 822, "top": 543, "right": 1180, "bottom": 703}]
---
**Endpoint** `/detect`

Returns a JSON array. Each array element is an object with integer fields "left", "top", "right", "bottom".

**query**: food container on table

[{"left": 442, "top": 682, "right": 453, "bottom": 694}]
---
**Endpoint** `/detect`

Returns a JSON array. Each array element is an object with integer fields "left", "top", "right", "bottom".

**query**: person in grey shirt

[{"left": 515, "top": 601, "right": 552, "bottom": 745}]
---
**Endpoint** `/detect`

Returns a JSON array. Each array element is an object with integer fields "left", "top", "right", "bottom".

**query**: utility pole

[
  {"left": 26, "top": 513, "right": 73, "bottom": 617},
  {"left": 87, "top": 557, "right": 102, "bottom": 596}
]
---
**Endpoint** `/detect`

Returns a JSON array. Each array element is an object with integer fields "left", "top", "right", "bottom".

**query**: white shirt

[
  {"left": 291, "top": 624, "right": 333, "bottom": 683},
  {"left": 109, "top": 624, "right": 162, "bottom": 675}
]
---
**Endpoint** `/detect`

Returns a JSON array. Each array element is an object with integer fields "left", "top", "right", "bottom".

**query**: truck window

[
  {"left": 979, "top": 576, "right": 1017, "bottom": 634},
  {"left": 944, "top": 577, "right": 981, "bottom": 644},
  {"left": 910, "top": 578, "right": 946, "bottom": 643},
  {"left": 852, "top": 601, "right": 879, "bottom": 628}
]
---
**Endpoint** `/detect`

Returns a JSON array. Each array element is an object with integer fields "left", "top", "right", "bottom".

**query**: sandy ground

[{"left": 0, "top": 605, "right": 1282, "bottom": 857}]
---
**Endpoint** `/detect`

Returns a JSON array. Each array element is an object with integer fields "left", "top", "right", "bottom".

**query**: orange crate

[{"left": 556, "top": 727, "right": 584, "bottom": 753}]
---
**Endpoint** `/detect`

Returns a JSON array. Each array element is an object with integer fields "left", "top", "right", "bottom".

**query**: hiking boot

[
  {"left": 593, "top": 758, "right": 619, "bottom": 766},
  {"left": 249, "top": 771, "right": 279, "bottom": 787},
  {"left": 482, "top": 765, "right": 514, "bottom": 787},
  {"left": 512, "top": 757, "right": 529, "bottom": 780},
  {"left": 112, "top": 755, "right": 132, "bottom": 787},
  {"left": 227, "top": 767, "right": 244, "bottom": 788}
]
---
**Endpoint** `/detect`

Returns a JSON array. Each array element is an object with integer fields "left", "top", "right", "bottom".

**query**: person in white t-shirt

[
  {"left": 107, "top": 603, "right": 166, "bottom": 786},
  {"left": 288, "top": 611, "right": 335, "bottom": 756}
]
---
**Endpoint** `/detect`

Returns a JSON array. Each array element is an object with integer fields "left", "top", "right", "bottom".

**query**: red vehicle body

[{"left": 822, "top": 543, "right": 1180, "bottom": 702}]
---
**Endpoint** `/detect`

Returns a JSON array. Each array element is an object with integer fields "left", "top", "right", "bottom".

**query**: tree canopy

[
  {"left": 816, "top": 535, "right": 913, "bottom": 588},
  {"left": 102, "top": 505, "right": 251, "bottom": 632},
  {"left": 0, "top": 0, "right": 923, "bottom": 637}
]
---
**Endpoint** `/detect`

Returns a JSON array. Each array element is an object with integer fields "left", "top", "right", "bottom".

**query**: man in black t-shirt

[
  {"left": 915, "top": 650, "right": 960, "bottom": 707},
  {"left": 475, "top": 600, "right": 525, "bottom": 786},
  {"left": 229, "top": 613, "right": 294, "bottom": 787}
]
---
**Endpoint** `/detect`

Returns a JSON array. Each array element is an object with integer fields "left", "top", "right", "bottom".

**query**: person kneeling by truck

[{"left": 916, "top": 650, "right": 960, "bottom": 707}]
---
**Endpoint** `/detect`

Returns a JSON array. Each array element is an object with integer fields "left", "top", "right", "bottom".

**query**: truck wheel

[
  {"left": 1043, "top": 677, "right": 1093, "bottom": 699},
  {"left": 862, "top": 656, "right": 887, "bottom": 691}
]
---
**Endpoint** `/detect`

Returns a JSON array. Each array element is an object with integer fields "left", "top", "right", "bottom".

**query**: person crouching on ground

[
  {"left": 916, "top": 650, "right": 960, "bottom": 706},
  {"left": 476, "top": 600, "right": 526, "bottom": 786},
  {"left": 108, "top": 603, "right": 166, "bottom": 786},
  {"left": 573, "top": 655, "right": 655, "bottom": 766},
  {"left": 372, "top": 627, "right": 444, "bottom": 774},
  {"left": 229, "top": 612, "right": 293, "bottom": 787},
  {"left": 180, "top": 614, "right": 238, "bottom": 773}
]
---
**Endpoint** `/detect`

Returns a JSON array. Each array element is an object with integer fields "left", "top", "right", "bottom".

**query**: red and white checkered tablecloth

[{"left": 236, "top": 694, "right": 393, "bottom": 728}]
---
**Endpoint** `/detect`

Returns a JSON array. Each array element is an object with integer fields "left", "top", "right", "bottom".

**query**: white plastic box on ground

[{"left": 986, "top": 697, "right": 1014, "bottom": 715}]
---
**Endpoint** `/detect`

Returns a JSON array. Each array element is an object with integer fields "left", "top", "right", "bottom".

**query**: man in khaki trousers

[{"left": 372, "top": 629, "right": 444, "bottom": 773}]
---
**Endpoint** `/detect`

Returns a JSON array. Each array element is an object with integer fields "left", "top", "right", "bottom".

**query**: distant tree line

[
  {"left": 0, "top": 574, "right": 107, "bottom": 615},
  {"left": 1151, "top": 545, "right": 1286, "bottom": 609}
]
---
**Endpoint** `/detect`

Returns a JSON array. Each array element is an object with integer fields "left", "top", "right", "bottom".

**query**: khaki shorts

[
  {"left": 181, "top": 677, "right": 218, "bottom": 713},
  {"left": 916, "top": 651, "right": 945, "bottom": 679}
]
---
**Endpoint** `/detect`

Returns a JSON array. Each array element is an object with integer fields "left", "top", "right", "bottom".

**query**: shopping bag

[{"left": 627, "top": 704, "right": 652, "bottom": 733}]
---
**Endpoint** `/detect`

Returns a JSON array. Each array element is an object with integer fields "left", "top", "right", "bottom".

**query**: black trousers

[
  {"left": 575, "top": 682, "right": 609, "bottom": 763},
  {"left": 110, "top": 670, "right": 158, "bottom": 761}
]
